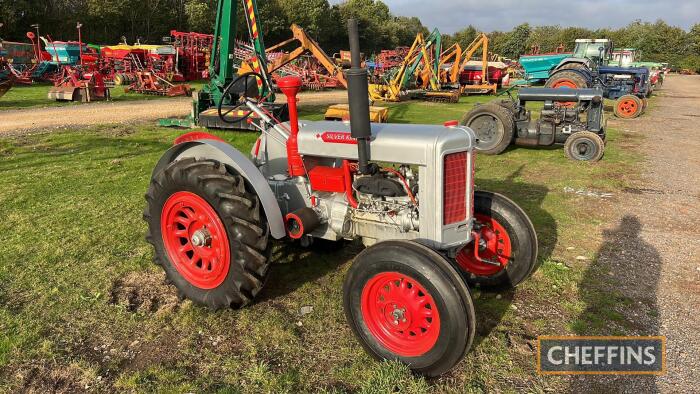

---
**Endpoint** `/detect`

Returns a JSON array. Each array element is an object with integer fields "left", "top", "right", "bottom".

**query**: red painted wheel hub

[
  {"left": 456, "top": 214, "right": 512, "bottom": 276},
  {"left": 361, "top": 272, "right": 440, "bottom": 357},
  {"left": 161, "top": 191, "right": 230, "bottom": 289},
  {"left": 552, "top": 79, "right": 578, "bottom": 108},
  {"left": 617, "top": 98, "right": 639, "bottom": 118},
  {"left": 552, "top": 79, "right": 577, "bottom": 89}
]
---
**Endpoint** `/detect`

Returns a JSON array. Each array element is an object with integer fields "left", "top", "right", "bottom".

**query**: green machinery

[{"left": 162, "top": 0, "right": 288, "bottom": 130}]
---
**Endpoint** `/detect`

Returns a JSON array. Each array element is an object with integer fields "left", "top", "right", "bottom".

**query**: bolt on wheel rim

[
  {"left": 456, "top": 213, "right": 512, "bottom": 276},
  {"left": 161, "top": 191, "right": 230, "bottom": 289},
  {"left": 361, "top": 272, "right": 440, "bottom": 357},
  {"left": 617, "top": 99, "right": 639, "bottom": 117},
  {"left": 472, "top": 114, "right": 503, "bottom": 150},
  {"left": 572, "top": 139, "right": 597, "bottom": 160}
]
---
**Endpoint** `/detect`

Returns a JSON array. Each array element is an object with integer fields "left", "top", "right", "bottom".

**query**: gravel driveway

[
  {"left": 572, "top": 75, "right": 700, "bottom": 392},
  {"left": 0, "top": 90, "right": 348, "bottom": 134}
]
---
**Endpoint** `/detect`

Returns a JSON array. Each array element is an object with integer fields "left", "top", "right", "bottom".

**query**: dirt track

[
  {"left": 572, "top": 75, "right": 700, "bottom": 392},
  {"left": 0, "top": 90, "right": 348, "bottom": 134}
]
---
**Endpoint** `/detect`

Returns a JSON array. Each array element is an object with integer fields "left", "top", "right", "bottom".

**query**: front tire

[
  {"left": 454, "top": 191, "right": 538, "bottom": 289},
  {"left": 343, "top": 240, "right": 475, "bottom": 377},
  {"left": 564, "top": 131, "right": 605, "bottom": 162},
  {"left": 460, "top": 103, "right": 515, "bottom": 155},
  {"left": 144, "top": 158, "right": 271, "bottom": 310},
  {"left": 614, "top": 95, "right": 643, "bottom": 118}
]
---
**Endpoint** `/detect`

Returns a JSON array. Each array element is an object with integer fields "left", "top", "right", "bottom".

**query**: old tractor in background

[
  {"left": 143, "top": 19, "right": 539, "bottom": 376},
  {"left": 460, "top": 87, "right": 607, "bottom": 162},
  {"left": 544, "top": 39, "right": 651, "bottom": 119}
]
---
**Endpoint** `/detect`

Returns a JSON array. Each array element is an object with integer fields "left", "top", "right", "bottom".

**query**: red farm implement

[
  {"left": 48, "top": 65, "right": 110, "bottom": 102},
  {"left": 169, "top": 31, "right": 214, "bottom": 81},
  {"left": 124, "top": 71, "right": 191, "bottom": 96}
]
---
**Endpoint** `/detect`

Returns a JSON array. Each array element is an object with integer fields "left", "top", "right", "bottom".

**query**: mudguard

[{"left": 151, "top": 137, "right": 286, "bottom": 239}]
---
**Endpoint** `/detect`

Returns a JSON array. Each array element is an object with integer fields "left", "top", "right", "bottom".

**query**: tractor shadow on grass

[
  {"left": 469, "top": 166, "right": 557, "bottom": 348},
  {"left": 255, "top": 239, "right": 361, "bottom": 303},
  {"left": 569, "top": 215, "right": 661, "bottom": 392}
]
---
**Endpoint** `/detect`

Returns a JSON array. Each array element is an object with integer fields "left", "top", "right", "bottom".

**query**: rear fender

[{"left": 152, "top": 138, "right": 286, "bottom": 239}]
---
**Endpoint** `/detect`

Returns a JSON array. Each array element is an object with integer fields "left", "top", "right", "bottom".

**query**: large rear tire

[
  {"left": 144, "top": 158, "right": 271, "bottom": 310},
  {"left": 343, "top": 240, "right": 475, "bottom": 377},
  {"left": 460, "top": 103, "right": 515, "bottom": 155},
  {"left": 454, "top": 191, "right": 538, "bottom": 290},
  {"left": 545, "top": 70, "right": 590, "bottom": 89}
]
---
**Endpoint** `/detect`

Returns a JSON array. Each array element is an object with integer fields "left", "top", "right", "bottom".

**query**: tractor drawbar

[{"left": 346, "top": 19, "right": 373, "bottom": 175}]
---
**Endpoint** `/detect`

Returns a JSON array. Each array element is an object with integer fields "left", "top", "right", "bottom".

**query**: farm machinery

[
  {"left": 143, "top": 18, "right": 539, "bottom": 376},
  {"left": 0, "top": 43, "right": 13, "bottom": 99},
  {"left": 544, "top": 39, "right": 651, "bottom": 119},
  {"left": 169, "top": 30, "right": 214, "bottom": 81},
  {"left": 439, "top": 33, "right": 506, "bottom": 94},
  {"left": 43, "top": 36, "right": 111, "bottom": 102},
  {"left": 368, "top": 28, "right": 460, "bottom": 103},
  {"left": 460, "top": 87, "right": 607, "bottom": 161}
]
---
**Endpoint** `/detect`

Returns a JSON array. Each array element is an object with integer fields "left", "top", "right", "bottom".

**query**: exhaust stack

[{"left": 345, "top": 19, "right": 373, "bottom": 174}]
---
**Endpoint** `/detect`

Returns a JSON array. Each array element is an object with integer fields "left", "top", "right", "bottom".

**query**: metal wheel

[
  {"left": 564, "top": 131, "right": 605, "bottom": 162},
  {"left": 614, "top": 95, "right": 643, "bottom": 119}
]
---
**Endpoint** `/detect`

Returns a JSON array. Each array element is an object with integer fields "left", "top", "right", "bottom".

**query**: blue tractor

[{"left": 544, "top": 39, "right": 651, "bottom": 118}]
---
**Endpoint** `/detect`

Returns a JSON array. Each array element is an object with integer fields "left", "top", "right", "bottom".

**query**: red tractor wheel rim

[
  {"left": 552, "top": 79, "right": 577, "bottom": 89},
  {"left": 617, "top": 99, "right": 639, "bottom": 118},
  {"left": 552, "top": 79, "right": 577, "bottom": 107},
  {"left": 361, "top": 272, "right": 441, "bottom": 357},
  {"left": 456, "top": 213, "right": 512, "bottom": 276},
  {"left": 161, "top": 191, "right": 230, "bottom": 289}
]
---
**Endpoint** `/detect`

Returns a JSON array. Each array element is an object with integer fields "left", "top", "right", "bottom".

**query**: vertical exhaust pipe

[{"left": 345, "top": 19, "right": 373, "bottom": 174}]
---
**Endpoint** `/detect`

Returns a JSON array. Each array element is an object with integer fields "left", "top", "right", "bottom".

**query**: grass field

[
  {"left": 0, "top": 81, "right": 206, "bottom": 111},
  {"left": 0, "top": 98, "right": 645, "bottom": 392}
]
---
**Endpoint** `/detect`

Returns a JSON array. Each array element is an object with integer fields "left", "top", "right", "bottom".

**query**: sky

[{"left": 330, "top": 0, "right": 699, "bottom": 34}]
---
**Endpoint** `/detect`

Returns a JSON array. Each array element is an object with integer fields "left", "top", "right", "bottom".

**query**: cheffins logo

[{"left": 537, "top": 336, "right": 666, "bottom": 375}]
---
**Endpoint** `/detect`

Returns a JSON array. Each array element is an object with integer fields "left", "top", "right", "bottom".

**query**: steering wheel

[{"left": 218, "top": 72, "right": 267, "bottom": 124}]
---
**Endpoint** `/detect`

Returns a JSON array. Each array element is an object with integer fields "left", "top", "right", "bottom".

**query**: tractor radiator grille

[{"left": 443, "top": 152, "right": 468, "bottom": 225}]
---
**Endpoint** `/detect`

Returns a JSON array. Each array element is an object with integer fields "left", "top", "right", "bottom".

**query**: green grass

[
  {"left": 0, "top": 98, "right": 645, "bottom": 392},
  {"left": 0, "top": 80, "right": 206, "bottom": 111}
]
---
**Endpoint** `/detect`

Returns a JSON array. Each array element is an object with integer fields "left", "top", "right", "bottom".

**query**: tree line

[{"left": 1, "top": 0, "right": 699, "bottom": 71}]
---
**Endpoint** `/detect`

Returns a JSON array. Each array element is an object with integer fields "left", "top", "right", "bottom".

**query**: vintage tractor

[
  {"left": 544, "top": 39, "right": 651, "bottom": 119},
  {"left": 460, "top": 87, "right": 606, "bottom": 162},
  {"left": 143, "top": 20, "right": 539, "bottom": 376}
]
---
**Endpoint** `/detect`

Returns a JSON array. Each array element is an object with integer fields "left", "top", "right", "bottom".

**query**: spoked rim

[
  {"left": 471, "top": 113, "right": 504, "bottom": 150},
  {"left": 361, "top": 272, "right": 441, "bottom": 357},
  {"left": 161, "top": 191, "right": 230, "bottom": 289},
  {"left": 617, "top": 98, "right": 639, "bottom": 118},
  {"left": 456, "top": 213, "right": 512, "bottom": 276}
]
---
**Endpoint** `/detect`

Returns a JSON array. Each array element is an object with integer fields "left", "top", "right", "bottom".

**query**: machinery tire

[
  {"left": 460, "top": 103, "right": 515, "bottom": 155},
  {"left": 641, "top": 97, "right": 649, "bottom": 113},
  {"left": 343, "top": 240, "right": 475, "bottom": 377},
  {"left": 114, "top": 73, "right": 124, "bottom": 86},
  {"left": 144, "top": 158, "right": 271, "bottom": 310},
  {"left": 557, "top": 63, "right": 585, "bottom": 71},
  {"left": 564, "top": 131, "right": 605, "bottom": 162},
  {"left": 454, "top": 191, "right": 538, "bottom": 290},
  {"left": 545, "top": 70, "right": 590, "bottom": 89},
  {"left": 613, "top": 95, "right": 643, "bottom": 119}
]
